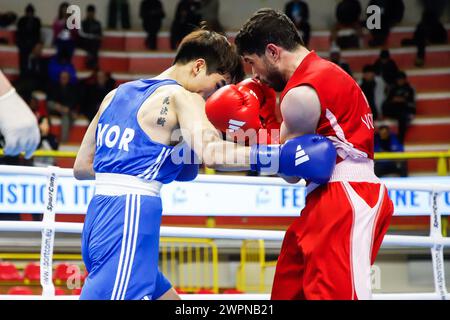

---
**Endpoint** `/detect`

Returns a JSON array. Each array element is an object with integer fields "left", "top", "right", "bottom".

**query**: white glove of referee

[{"left": 0, "top": 88, "right": 40, "bottom": 158}]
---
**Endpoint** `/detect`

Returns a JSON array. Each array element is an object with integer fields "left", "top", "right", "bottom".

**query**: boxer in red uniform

[{"left": 232, "top": 9, "right": 394, "bottom": 300}]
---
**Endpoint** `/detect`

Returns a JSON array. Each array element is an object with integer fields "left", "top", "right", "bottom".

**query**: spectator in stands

[
  {"left": 382, "top": 71, "right": 415, "bottom": 144},
  {"left": 330, "top": 0, "right": 363, "bottom": 49},
  {"left": 33, "top": 115, "right": 59, "bottom": 167},
  {"left": 52, "top": 2, "right": 78, "bottom": 61},
  {"left": 359, "top": 64, "right": 385, "bottom": 120},
  {"left": 80, "top": 69, "right": 116, "bottom": 121},
  {"left": 373, "top": 49, "right": 399, "bottom": 88},
  {"left": 14, "top": 42, "right": 49, "bottom": 102},
  {"left": 374, "top": 125, "right": 408, "bottom": 177},
  {"left": 139, "top": 0, "right": 165, "bottom": 50},
  {"left": 401, "top": 7, "right": 448, "bottom": 67},
  {"left": 284, "top": 0, "right": 310, "bottom": 46},
  {"left": 170, "top": 0, "right": 202, "bottom": 50},
  {"left": 47, "top": 71, "right": 79, "bottom": 142},
  {"left": 199, "top": 0, "right": 223, "bottom": 33},
  {"left": 0, "top": 11, "right": 17, "bottom": 29},
  {"left": 48, "top": 49, "right": 77, "bottom": 86},
  {"left": 16, "top": 4, "right": 41, "bottom": 77},
  {"left": 108, "top": 0, "right": 131, "bottom": 30},
  {"left": 329, "top": 46, "right": 353, "bottom": 77},
  {"left": 78, "top": 5, "right": 102, "bottom": 69},
  {"left": 366, "top": 0, "right": 404, "bottom": 47}
]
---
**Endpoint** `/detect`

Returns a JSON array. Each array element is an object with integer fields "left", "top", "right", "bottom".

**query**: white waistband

[
  {"left": 95, "top": 173, "right": 162, "bottom": 196},
  {"left": 306, "top": 158, "right": 380, "bottom": 195}
]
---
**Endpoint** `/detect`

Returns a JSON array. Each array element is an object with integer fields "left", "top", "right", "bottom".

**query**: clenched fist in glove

[{"left": 205, "top": 78, "right": 280, "bottom": 145}]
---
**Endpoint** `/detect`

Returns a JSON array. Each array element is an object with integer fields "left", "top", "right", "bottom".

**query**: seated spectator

[
  {"left": 329, "top": 47, "right": 353, "bottom": 77},
  {"left": 359, "top": 64, "right": 385, "bottom": 120},
  {"left": 16, "top": 4, "right": 41, "bottom": 77},
  {"left": 140, "top": 0, "right": 165, "bottom": 50},
  {"left": 401, "top": 9, "right": 448, "bottom": 67},
  {"left": 373, "top": 49, "right": 399, "bottom": 88},
  {"left": 47, "top": 71, "right": 79, "bottom": 142},
  {"left": 367, "top": 0, "right": 404, "bottom": 47},
  {"left": 331, "top": 0, "right": 363, "bottom": 49},
  {"left": 285, "top": 0, "right": 310, "bottom": 46},
  {"left": 80, "top": 69, "right": 116, "bottom": 121},
  {"left": 52, "top": 2, "right": 78, "bottom": 61},
  {"left": 170, "top": 0, "right": 202, "bottom": 50},
  {"left": 0, "top": 11, "right": 17, "bottom": 29},
  {"left": 47, "top": 49, "right": 77, "bottom": 85},
  {"left": 78, "top": 5, "right": 102, "bottom": 69},
  {"left": 108, "top": 0, "right": 131, "bottom": 30},
  {"left": 14, "top": 42, "right": 49, "bottom": 101},
  {"left": 33, "top": 115, "right": 59, "bottom": 167},
  {"left": 374, "top": 125, "right": 408, "bottom": 177},
  {"left": 199, "top": 0, "right": 223, "bottom": 33},
  {"left": 382, "top": 71, "right": 415, "bottom": 143}
]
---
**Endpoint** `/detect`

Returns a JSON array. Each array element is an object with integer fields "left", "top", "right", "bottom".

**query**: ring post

[
  {"left": 430, "top": 190, "right": 448, "bottom": 300},
  {"left": 40, "top": 166, "right": 59, "bottom": 297}
]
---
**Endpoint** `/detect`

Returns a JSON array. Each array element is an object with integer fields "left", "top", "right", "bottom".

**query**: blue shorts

[{"left": 80, "top": 193, "right": 171, "bottom": 300}]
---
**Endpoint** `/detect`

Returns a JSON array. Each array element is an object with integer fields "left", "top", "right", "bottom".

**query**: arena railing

[{"left": 0, "top": 164, "right": 449, "bottom": 300}]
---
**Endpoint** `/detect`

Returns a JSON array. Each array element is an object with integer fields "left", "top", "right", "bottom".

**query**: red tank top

[{"left": 280, "top": 51, "right": 374, "bottom": 160}]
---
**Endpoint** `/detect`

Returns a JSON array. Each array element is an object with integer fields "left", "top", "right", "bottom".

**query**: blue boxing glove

[
  {"left": 175, "top": 148, "right": 200, "bottom": 182},
  {"left": 250, "top": 134, "right": 337, "bottom": 184}
]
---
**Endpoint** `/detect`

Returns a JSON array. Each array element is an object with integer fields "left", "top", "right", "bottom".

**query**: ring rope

[{"left": 0, "top": 165, "right": 449, "bottom": 299}]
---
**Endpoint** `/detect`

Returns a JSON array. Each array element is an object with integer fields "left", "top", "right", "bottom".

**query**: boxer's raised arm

[
  {"left": 173, "top": 89, "right": 251, "bottom": 170},
  {"left": 280, "top": 85, "right": 321, "bottom": 143},
  {"left": 74, "top": 89, "right": 116, "bottom": 180}
]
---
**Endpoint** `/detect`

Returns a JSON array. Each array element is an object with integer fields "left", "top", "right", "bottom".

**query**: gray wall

[{"left": 1, "top": 0, "right": 449, "bottom": 31}]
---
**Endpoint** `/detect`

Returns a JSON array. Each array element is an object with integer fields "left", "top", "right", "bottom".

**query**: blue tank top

[{"left": 93, "top": 79, "right": 185, "bottom": 184}]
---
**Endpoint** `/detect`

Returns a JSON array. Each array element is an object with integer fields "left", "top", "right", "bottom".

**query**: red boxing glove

[
  {"left": 205, "top": 84, "right": 262, "bottom": 144},
  {"left": 237, "top": 78, "right": 281, "bottom": 144}
]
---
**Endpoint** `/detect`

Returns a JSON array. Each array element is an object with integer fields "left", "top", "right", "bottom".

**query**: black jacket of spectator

[
  {"left": 382, "top": 73, "right": 415, "bottom": 143},
  {"left": 373, "top": 51, "right": 399, "bottom": 86},
  {"left": 360, "top": 79, "right": 377, "bottom": 118},
  {"left": 16, "top": 14, "right": 41, "bottom": 50},
  {"left": 285, "top": 1, "right": 311, "bottom": 46},
  {"left": 48, "top": 82, "right": 79, "bottom": 110},
  {"left": 336, "top": 0, "right": 362, "bottom": 25},
  {"left": 16, "top": 6, "right": 41, "bottom": 76},
  {"left": 80, "top": 71, "right": 116, "bottom": 120},
  {"left": 81, "top": 18, "right": 102, "bottom": 40},
  {"left": 79, "top": 11, "right": 103, "bottom": 69},
  {"left": 385, "top": 83, "right": 415, "bottom": 113},
  {"left": 0, "top": 12, "right": 17, "bottom": 28},
  {"left": 367, "top": 0, "right": 404, "bottom": 46},
  {"left": 108, "top": 0, "right": 130, "bottom": 29},
  {"left": 140, "top": 0, "right": 165, "bottom": 49},
  {"left": 170, "top": 0, "right": 202, "bottom": 49}
]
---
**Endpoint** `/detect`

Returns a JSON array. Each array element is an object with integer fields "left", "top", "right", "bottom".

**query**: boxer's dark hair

[
  {"left": 235, "top": 8, "right": 304, "bottom": 56},
  {"left": 174, "top": 28, "right": 245, "bottom": 83}
]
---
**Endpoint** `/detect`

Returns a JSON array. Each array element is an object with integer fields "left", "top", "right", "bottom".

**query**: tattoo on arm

[
  {"left": 156, "top": 96, "right": 170, "bottom": 126},
  {"left": 157, "top": 117, "right": 166, "bottom": 126}
]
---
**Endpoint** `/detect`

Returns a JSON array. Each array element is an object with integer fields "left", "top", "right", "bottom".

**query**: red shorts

[{"left": 271, "top": 181, "right": 394, "bottom": 300}]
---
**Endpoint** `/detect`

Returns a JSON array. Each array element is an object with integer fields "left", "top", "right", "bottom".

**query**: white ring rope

[{"left": 0, "top": 165, "right": 449, "bottom": 300}]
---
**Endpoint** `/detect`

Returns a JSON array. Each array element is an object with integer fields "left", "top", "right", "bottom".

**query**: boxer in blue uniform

[{"left": 74, "top": 29, "right": 336, "bottom": 300}]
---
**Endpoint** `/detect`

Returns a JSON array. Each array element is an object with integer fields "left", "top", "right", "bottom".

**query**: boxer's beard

[{"left": 263, "top": 61, "right": 286, "bottom": 92}]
